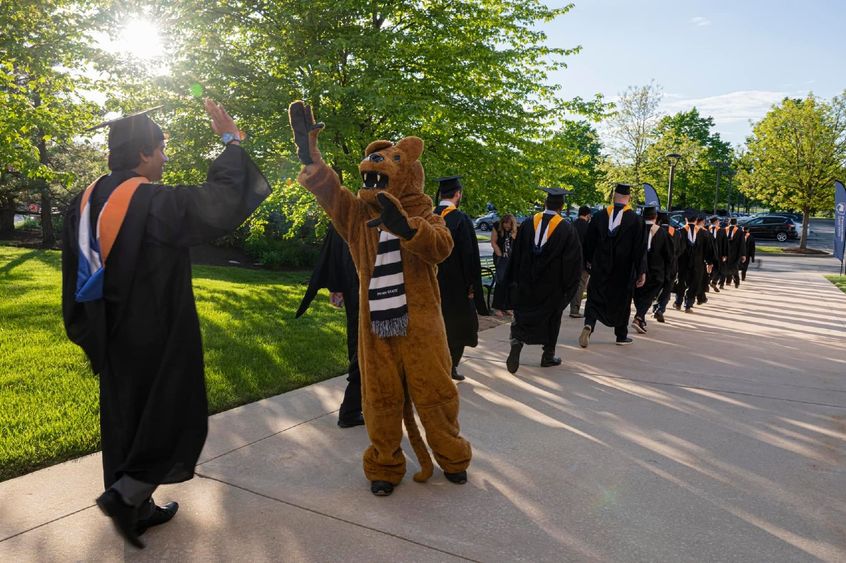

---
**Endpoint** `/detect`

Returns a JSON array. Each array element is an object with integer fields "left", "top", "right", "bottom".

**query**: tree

[
  {"left": 0, "top": 0, "right": 99, "bottom": 244},
  {"left": 738, "top": 93, "right": 846, "bottom": 248},
  {"left": 640, "top": 108, "right": 733, "bottom": 211},
  {"left": 529, "top": 119, "right": 605, "bottom": 210},
  {"left": 98, "top": 0, "right": 604, "bottom": 227},
  {"left": 605, "top": 82, "right": 663, "bottom": 187}
]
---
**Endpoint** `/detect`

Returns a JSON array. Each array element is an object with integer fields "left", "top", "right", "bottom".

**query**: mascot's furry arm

[{"left": 289, "top": 101, "right": 364, "bottom": 242}]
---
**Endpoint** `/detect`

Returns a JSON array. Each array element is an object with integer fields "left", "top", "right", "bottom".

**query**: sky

[{"left": 542, "top": 0, "right": 846, "bottom": 146}]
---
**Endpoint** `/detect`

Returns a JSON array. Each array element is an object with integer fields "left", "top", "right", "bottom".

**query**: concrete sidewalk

[{"left": 2, "top": 256, "right": 845, "bottom": 562}]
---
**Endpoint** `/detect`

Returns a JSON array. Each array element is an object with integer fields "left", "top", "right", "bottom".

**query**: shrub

[{"left": 241, "top": 178, "right": 326, "bottom": 268}]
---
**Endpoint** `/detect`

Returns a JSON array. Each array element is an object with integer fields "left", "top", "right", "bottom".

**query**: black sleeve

[
  {"left": 147, "top": 145, "right": 271, "bottom": 247},
  {"left": 583, "top": 215, "right": 598, "bottom": 269},
  {"left": 460, "top": 214, "right": 488, "bottom": 315},
  {"left": 634, "top": 217, "right": 648, "bottom": 277},
  {"left": 560, "top": 222, "right": 583, "bottom": 305}
]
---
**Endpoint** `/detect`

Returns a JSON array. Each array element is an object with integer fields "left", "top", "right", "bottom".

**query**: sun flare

[{"left": 112, "top": 18, "right": 165, "bottom": 61}]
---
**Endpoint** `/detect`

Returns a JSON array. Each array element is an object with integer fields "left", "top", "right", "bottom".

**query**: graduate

[
  {"left": 578, "top": 183, "right": 647, "bottom": 348},
  {"left": 695, "top": 214, "right": 712, "bottom": 305},
  {"left": 674, "top": 211, "right": 715, "bottom": 312},
  {"left": 632, "top": 206, "right": 674, "bottom": 334},
  {"left": 724, "top": 218, "right": 747, "bottom": 287},
  {"left": 505, "top": 187, "right": 582, "bottom": 373},
  {"left": 296, "top": 223, "right": 364, "bottom": 427},
  {"left": 62, "top": 100, "right": 270, "bottom": 548},
  {"left": 708, "top": 216, "right": 729, "bottom": 291},
  {"left": 434, "top": 176, "right": 489, "bottom": 381},
  {"left": 568, "top": 205, "right": 592, "bottom": 318},
  {"left": 652, "top": 211, "right": 684, "bottom": 323},
  {"left": 741, "top": 227, "right": 756, "bottom": 281}
]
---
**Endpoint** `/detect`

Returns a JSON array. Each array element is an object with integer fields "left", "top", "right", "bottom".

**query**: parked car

[
  {"left": 474, "top": 212, "right": 499, "bottom": 231},
  {"left": 741, "top": 215, "right": 798, "bottom": 242}
]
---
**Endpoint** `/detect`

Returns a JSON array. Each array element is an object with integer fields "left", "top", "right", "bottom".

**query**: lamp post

[
  {"left": 710, "top": 160, "right": 726, "bottom": 215},
  {"left": 725, "top": 168, "right": 736, "bottom": 213},
  {"left": 666, "top": 153, "right": 681, "bottom": 211}
]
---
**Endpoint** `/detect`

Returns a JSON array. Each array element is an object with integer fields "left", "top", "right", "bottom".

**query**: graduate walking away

[
  {"left": 579, "top": 184, "right": 647, "bottom": 348},
  {"left": 674, "top": 211, "right": 716, "bottom": 313},
  {"left": 632, "top": 206, "right": 674, "bottom": 334},
  {"left": 505, "top": 188, "right": 582, "bottom": 374},
  {"left": 62, "top": 100, "right": 270, "bottom": 548},
  {"left": 724, "top": 218, "right": 747, "bottom": 287},
  {"left": 652, "top": 211, "right": 684, "bottom": 323},
  {"left": 741, "top": 227, "right": 756, "bottom": 281},
  {"left": 296, "top": 223, "right": 364, "bottom": 427},
  {"left": 434, "top": 176, "right": 489, "bottom": 381},
  {"left": 708, "top": 216, "right": 728, "bottom": 291},
  {"left": 568, "top": 206, "right": 592, "bottom": 318}
]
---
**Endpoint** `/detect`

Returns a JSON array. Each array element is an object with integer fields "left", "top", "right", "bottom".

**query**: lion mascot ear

[{"left": 395, "top": 137, "right": 424, "bottom": 162}]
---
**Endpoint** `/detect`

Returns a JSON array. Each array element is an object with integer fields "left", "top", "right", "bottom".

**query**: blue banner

[
  {"left": 835, "top": 180, "right": 846, "bottom": 262},
  {"left": 642, "top": 183, "right": 660, "bottom": 207}
]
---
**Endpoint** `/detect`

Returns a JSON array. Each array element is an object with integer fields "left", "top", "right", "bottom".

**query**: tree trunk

[
  {"left": 800, "top": 206, "right": 810, "bottom": 250},
  {"left": 37, "top": 137, "right": 55, "bottom": 247},
  {"left": 0, "top": 201, "right": 15, "bottom": 237}
]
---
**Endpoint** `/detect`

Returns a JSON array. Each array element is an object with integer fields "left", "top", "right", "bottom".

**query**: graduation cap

[
  {"left": 696, "top": 212, "right": 707, "bottom": 222},
  {"left": 538, "top": 187, "right": 570, "bottom": 205},
  {"left": 614, "top": 183, "right": 632, "bottom": 196},
  {"left": 683, "top": 208, "right": 698, "bottom": 221},
  {"left": 87, "top": 106, "right": 165, "bottom": 151},
  {"left": 436, "top": 175, "right": 463, "bottom": 199},
  {"left": 638, "top": 204, "right": 658, "bottom": 218}
]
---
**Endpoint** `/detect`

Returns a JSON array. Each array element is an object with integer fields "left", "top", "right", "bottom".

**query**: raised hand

[
  {"left": 204, "top": 99, "right": 241, "bottom": 140},
  {"left": 366, "top": 192, "right": 416, "bottom": 240},
  {"left": 288, "top": 100, "right": 325, "bottom": 165}
]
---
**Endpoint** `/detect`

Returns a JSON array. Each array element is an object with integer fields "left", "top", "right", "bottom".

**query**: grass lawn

[
  {"left": 0, "top": 246, "right": 347, "bottom": 481},
  {"left": 756, "top": 245, "right": 785, "bottom": 254},
  {"left": 825, "top": 275, "right": 846, "bottom": 295}
]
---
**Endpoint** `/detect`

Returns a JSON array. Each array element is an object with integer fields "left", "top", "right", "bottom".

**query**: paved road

[
  {"left": 1, "top": 254, "right": 844, "bottom": 561},
  {"left": 750, "top": 218, "right": 836, "bottom": 253}
]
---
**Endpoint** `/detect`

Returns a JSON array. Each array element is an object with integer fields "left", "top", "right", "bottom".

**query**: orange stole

[{"left": 79, "top": 176, "right": 149, "bottom": 262}]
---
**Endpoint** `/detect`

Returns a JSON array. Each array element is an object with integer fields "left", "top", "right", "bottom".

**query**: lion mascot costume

[{"left": 289, "top": 101, "right": 472, "bottom": 496}]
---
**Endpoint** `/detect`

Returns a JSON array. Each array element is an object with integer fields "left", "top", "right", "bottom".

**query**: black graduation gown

[
  {"left": 725, "top": 225, "right": 746, "bottom": 272},
  {"left": 435, "top": 205, "right": 488, "bottom": 349},
  {"left": 583, "top": 207, "right": 647, "bottom": 327},
  {"left": 741, "top": 233, "right": 756, "bottom": 273},
  {"left": 677, "top": 225, "right": 714, "bottom": 294},
  {"left": 708, "top": 225, "right": 728, "bottom": 280},
  {"left": 635, "top": 223, "right": 674, "bottom": 298},
  {"left": 296, "top": 224, "right": 361, "bottom": 419},
  {"left": 62, "top": 145, "right": 270, "bottom": 488},
  {"left": 506, "top": 213, "right": 582, "bottom": 344}
]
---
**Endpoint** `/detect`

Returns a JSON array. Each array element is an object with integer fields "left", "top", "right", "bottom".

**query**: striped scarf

[{"left": 369, "top": 230, "right": 408, "bottom": 338}]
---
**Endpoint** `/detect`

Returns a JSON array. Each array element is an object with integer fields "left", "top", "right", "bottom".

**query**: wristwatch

[{"left": 221, "top": 132, "right": 241, "bottom": 145}]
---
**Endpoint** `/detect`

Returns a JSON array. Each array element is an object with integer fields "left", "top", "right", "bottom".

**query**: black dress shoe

[
  {"left": 506, "top": 340, "right": 523, "bottom": 374},
  {"left": 137, "top": 501, "right": 178, "bottom": 535},
  {"left": 540, "top": 355, "right": 562, "bottom": 367},
  {"left": 615, "top": 337, "right": 633, "bottom": 345},
  {"left": 444, "top": 470, "right": 467, "bottom": 484},
  {"left": 711, "top": 284, "right": 720, "bottom": 293},
  {"left": 96, "top": 490, "right": 144, "bottom": 549},
  {"left": 338, "top": 412, "right": 365, "bottom": 428},
  {"left": 672, "top": 303, "right": 682, "bottom": 311},
  {"left": 451, "top": 367, "right": 465, "bottom": 381},
  {"left": 371, "top": 480, "right": 394, "bottom": 496},
  {"left": 654, "top": 311, "right": 665, "bottom": 323}
]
